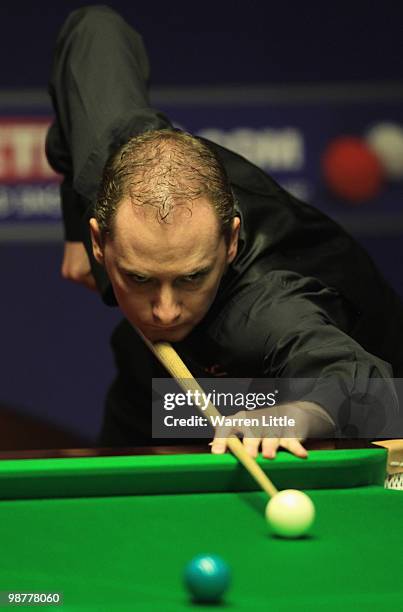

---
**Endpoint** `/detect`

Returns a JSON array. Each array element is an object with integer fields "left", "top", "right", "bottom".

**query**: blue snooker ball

[{"left": 184, "top": 554, "right": 231, "bottom": 603}]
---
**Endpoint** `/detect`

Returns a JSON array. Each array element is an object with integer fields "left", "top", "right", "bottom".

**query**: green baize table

[{"left": 0, "top": 449, "right": 401, "bottom": 611}]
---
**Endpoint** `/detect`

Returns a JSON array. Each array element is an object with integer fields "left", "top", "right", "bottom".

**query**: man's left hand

[{"left": 210, "top": 401, "right": 335, "bottom": 459}]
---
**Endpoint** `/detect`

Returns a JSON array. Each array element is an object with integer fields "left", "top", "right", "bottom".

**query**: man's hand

[
  {"left": 210, "top": 401, "right": 335, "bottom": 459},
  {"left": 61, "top": 241, "right": 97, "bottom": 291}
]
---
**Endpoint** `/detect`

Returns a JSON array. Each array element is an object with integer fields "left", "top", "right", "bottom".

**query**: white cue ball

[{"left": 265, "top": 489, "right": 315, "bottom": 538}]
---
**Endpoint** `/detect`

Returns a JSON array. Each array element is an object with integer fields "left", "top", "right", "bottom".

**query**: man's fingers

[
  {"left": 210, "top": 413, "right": 246, "bottom": 454},
  {"left": 62, "top": 268, "right": 97, "bottom": 291},
  {"left": 212, "top": 433, "right": 308, "bottom": 459},
  {"left": 210, "top": 437, "right": 228, "bottom": 454},
  {"left": 261, "top": 437, "right": 308, "bottom": 459},
  {"left": 61, "top": 242, "right": 96, "bottom": 291},
  {"left": 211, "top": 423, "right": 233, "bottom": 453},
  {"left": 242, "top": 435, "right": 261, "bottom": 458},
  {"left": 281, "top": 438, "right": 308, "bottom": 458},
  {"left": 262, "top": 438, "right": 280, "bottom": 459},
  {"left": 82, "top": 274, "right": 97, "bottom": 291}
]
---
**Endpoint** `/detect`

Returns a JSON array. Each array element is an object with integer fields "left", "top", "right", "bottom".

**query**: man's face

[{"left": 91, "top": 198, "right": 239, "bottom": 342}]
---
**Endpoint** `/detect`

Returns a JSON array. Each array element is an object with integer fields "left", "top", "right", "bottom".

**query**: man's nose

[{"left": 152, "top": 286, "right": 182, "bottom": 325}]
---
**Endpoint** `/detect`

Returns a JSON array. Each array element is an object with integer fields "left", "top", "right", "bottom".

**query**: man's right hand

[{"left": 61, "top": 241, "right": 97, "bottom": 291}]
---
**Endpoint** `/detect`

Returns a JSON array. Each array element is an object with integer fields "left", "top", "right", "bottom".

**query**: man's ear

[
  {"left": 226, "top": 216, "right": 241, "bottom": 264},
  {"left": 89, "top": 218, "right": 104, "bottom": 265}
]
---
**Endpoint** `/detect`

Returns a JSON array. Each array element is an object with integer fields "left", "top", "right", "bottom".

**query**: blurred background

[{"left": 1, "top": 1, "right": 403, "bottom": 449}]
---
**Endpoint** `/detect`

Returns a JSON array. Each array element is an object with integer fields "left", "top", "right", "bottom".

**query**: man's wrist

[{"left": 274, "top": 401, "right": 335, "bottom": 439}]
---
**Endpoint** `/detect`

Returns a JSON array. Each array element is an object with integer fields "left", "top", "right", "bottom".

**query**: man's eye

[
  {"left": 181, "top": 273, "right": 204, "bottom": 283},
  {"left": 128, "top": 274, "right": 150, "bottom": 284}
]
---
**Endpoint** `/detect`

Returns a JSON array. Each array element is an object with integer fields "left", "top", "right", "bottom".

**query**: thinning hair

[{"left": 95, "top": 129, "right": 235, "bottom": 242}]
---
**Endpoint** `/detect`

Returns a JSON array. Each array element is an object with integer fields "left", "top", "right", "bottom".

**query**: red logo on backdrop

[{"left": 0, "top": 117, "right": 59, "bottom": 183}]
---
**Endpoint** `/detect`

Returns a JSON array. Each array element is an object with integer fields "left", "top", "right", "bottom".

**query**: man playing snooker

[{"left": 46, "top": 6, "right": 403, "bottom": 457}]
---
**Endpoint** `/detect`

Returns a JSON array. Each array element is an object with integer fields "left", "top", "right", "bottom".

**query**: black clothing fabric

[{"left": 46, "top": 6, "right": 403, "bottom": 444}]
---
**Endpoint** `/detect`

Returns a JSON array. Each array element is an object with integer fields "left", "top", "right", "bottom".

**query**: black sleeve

[
  {"left": 45, "top": 6, "right": 171, "bottom": 298},
  {"left": 260, "top": 272, "right": 398, "bottom": 437},
  {"left": 59, "top": 178, "right": 87, "bottom": 241},
  {"left": 208, "top": 269, "right": 399, "bottom": 437},
  {"left": 47, "top": 5, "right": 171, "bottom": 203}
]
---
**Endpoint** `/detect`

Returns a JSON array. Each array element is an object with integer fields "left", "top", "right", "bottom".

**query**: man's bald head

[{"left": 95, "top": 128, "right": 236, "bottom": 243}]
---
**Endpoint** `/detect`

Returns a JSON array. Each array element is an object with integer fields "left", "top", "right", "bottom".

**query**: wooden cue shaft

[{"left": 152, "top": 341, "right": 278, "bottom": 498}]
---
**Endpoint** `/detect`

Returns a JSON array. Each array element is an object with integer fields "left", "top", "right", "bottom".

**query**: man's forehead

[
  {"left": 113, "top": 198, "right": 220, "bottom": 241},
  {"left": 114, "top": 241, "right": 218, "bottom": 276},
  {"left": 114, "top": 195, "right": 217, "bottom": 221},
  {"left": 109, "top": 197, "right": 223, "bottom": 268}
]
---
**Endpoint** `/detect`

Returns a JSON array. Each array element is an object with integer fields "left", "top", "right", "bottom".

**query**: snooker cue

[{"left": 152, "top": 341, "right": 278, "bottom": 499}]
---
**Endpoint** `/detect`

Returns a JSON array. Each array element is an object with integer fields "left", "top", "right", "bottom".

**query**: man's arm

[
  {"left": 46, "top": 7, "right": 170, "bottom": 296},
  {"left": 210, "top": 270, "right": 397, "bottom": 457},
  {"left": 53, "top": 177, "right": 96, "bottom": 290}
]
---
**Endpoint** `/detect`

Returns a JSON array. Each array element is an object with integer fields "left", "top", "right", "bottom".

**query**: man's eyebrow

[
  {"left": 116, "top": 264, "right": 149, "bottom": 276},
  {"left": 116, "top": 262, "right": 216, "bottom": 277},
  {"left": 182, "top": 264, "right": 214, "bottom": 276}
]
